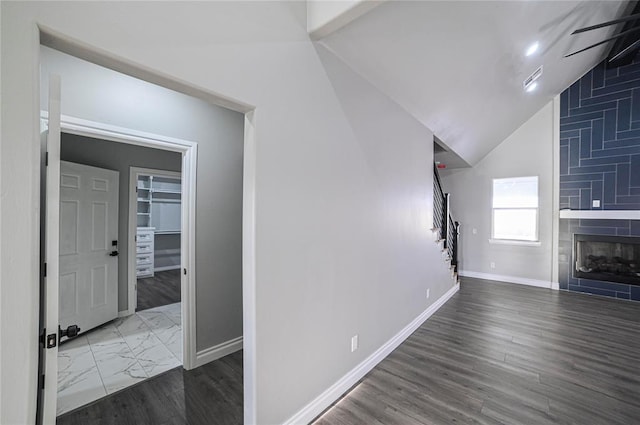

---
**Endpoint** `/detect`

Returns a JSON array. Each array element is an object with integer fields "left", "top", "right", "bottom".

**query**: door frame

[
  {"left": 43, "top": 113, "right": 199, "bottom": 370},
  {"left": 128, "top": 166, "right": 182, "bottom": 314},
  {"left": 41, "top": 76, "right": 62, "bottom": 425},
  {"left": 37, "top": 29, "right": 257, "bottom": 424}
]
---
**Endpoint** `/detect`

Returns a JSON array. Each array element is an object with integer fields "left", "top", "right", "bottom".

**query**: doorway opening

[
  {"left": 54, "top": 132, "right": 189, "bottom": 415},
  {"left": 132, "top": 168, "right": 183, "bottom": 312},
  {"left": 38, "top": 34, "right": 253, "bottom": 424}
]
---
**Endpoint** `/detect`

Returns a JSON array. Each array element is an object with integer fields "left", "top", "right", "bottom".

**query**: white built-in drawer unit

[
  {"left": 136, "top": 264, "right": 153, "bottom": 278},
  {"left": 136, "top": 231, "right": 153, "bottom": 243},
  {"left": 136, "top": 243, "right": 153, "bottom": 254},
  {"left": 136, "top": 253, "right": 153, "bottom": 265},
  {"left": 136, "top": 227, "right": 155, "bottom": 278}
]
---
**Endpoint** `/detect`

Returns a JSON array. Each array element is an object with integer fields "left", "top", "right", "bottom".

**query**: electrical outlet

[
  {"left": 490, "top": 262, "right": 496, "bottom": 269},
  {"left": 592, "top": 200, "right": 601, "bottom": 208},
  {"left": 351, "top": 335, "right": 359, "bottom": 352},
  {"left": 426, "top": 288, "right": 431, "bottom": 299},
  {"left": 472, "top": 228, "right": 477, "bottom": 235}
]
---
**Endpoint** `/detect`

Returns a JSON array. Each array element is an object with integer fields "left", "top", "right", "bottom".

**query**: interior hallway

[
  {"left": 315, "top": 277, "right": 640, "bottom": 424},
  {"left": 58, "top": 277, "right": 640, "bottom": 424}
]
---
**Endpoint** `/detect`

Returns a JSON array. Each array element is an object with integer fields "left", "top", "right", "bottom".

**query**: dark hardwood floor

[
  {"left": 314, "top": 277, "right": 640, "bottom": 425},
  {"left": 58, "top": 278, "right": 640, "bottom": 424},
  {"left": 56, "top": 351, "right": 243, "bottom": 425},
  {"left": 137, "top": 269, "right": 181, "bottom": 311}
]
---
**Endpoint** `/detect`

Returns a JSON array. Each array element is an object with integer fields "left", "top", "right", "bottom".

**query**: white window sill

[{"left": 489, "top": 238, "right": 541, "bottom": 247}]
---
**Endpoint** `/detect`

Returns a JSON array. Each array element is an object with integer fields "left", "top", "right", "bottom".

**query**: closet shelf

[
  {"left": 152, "top": 198, "right": 181, "bottom": 204},
  {"left": 137, "top": 173, "right": 181, "bottom": 279},
  {"left": 152, "top": 191, "right": 181, "bottom": 195}
]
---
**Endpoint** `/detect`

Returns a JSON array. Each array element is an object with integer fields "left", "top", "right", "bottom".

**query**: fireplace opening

[{"left": 574, "top": 234, "right": 640, "bottom": 286}]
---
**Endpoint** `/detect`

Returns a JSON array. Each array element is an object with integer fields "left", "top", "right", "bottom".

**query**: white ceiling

[{"left": 319, "top": 1, "right": 629, "bottom": 166}]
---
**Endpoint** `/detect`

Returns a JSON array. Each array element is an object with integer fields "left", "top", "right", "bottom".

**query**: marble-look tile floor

[{"left": 57, "top": 302, "right": 182, "bottom": 416}]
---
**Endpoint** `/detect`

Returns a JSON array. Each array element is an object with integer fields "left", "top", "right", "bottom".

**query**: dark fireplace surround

[{"left": 574, "top": 234, "right": 640, "bottom": 286}]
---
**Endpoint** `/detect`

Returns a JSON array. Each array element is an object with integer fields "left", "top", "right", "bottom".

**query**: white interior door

[
  {"left": 59, "top": 161, "right": 119, "bottom": 335},
  {"left": 42, "top": 74, "right": 61, "bottom": 425},
  {"left": 41, "top": 79, "right": 121, "bottom": 420}
]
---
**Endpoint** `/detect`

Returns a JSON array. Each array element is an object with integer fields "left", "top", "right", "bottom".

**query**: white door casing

[
  {"left": 40, "top": 110, "right": 198, "bottom": 422},
  {"left": 59, "top": 161, "right": 119, "bottom": 335},
  {"left": 54, "top": 114, "right": 199, "bottom": 370}
]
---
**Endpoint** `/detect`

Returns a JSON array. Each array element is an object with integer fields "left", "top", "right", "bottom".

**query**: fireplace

[{"left": 574, "top": 234, "right": 640, "bottom": 286}]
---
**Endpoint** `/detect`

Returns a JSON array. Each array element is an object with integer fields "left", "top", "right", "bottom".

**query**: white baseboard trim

[
  {"left": 154, "top": 265, "right": 181, "bottom": 272},
  {"left": 551, "top": 281, "right": 560, "bottom": 290},
  {"left": 282, "top": 282, "right": 460, "bottom": 425},
  {"left": 459, "top": 270, "right": 552, "bottom": 289},
  {"left": 194, "top": 336, "right": 243, "bottom": 368}
]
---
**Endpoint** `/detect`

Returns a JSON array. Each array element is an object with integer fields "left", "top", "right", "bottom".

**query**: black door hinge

[
  {"left": 40, "top": 374, "right": 45, "bottom": 389},
  {"left": 45, "top": 152, "right": 49, "bottom": 166},
  {"left": 43, "top": 262, "right": 47, "bottom": 278}
]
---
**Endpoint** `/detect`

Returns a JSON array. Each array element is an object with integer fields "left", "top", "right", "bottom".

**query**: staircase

[{"left": 432, "top": 163, "right": 460, "bottom": 284}]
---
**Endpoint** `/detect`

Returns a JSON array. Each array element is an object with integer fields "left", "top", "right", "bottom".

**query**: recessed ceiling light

[
  {"left": 526, "top": 82, "right": 538, "bottom": 93},
  {"left": 526, "top": 42, "right": 539, "bottom": 57}
]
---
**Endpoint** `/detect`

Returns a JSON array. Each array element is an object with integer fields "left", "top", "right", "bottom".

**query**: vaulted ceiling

[{"left": 317, "top": 1, "right": 630, "bottom": 166}]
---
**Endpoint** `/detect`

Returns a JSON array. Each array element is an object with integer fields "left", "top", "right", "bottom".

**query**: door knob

[{"left": 110, "top": 240, "right": 118, "bottom": 256}]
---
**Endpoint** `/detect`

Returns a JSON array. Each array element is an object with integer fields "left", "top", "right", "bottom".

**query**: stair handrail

[
  {"left": 433, "top": 163, "right": 446, "bottom": 240},
  {"left": 434, "top": 164, "right": 460, "bottom": 273}
]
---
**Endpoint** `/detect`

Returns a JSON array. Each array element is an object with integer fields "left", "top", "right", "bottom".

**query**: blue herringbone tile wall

[
  {"left": 559, "top": 55, "right": 640, "bottom": 210},
  {"left": 558, "top": 57, "right": 640, "bottom": 301}
]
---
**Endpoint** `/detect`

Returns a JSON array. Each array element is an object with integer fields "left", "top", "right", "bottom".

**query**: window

[{"left": 492, "top": 176, "right": 538, "bottom": 242}]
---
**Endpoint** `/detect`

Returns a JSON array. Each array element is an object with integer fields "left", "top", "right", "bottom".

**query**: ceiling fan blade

[
  {"left": 572, "top": 12, "right": 640, "bottom": 35},
  {"left": 609, "top": 37, "right": 640, "bottom": 63},
  {"left": 565, "top": 26, "right": 640, "bottom": 58}
]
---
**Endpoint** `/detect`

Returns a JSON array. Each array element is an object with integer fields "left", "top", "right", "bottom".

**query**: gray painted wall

[
  {"left": 60, "top": 133, "right": 182, "bottom": 310},
  {"left": 3, "top": 4, "right": 455, "bottom": 423},
  {"left": 41, "top": 46, "right": 244, "bottom": 352},
  {"left": 441, "top": 101, "right": 555, "bottom": 284}
]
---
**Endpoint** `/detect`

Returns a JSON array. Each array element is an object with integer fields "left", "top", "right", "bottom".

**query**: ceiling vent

[{"left": 523, "top": 65, "right": 543, "bottom": 91}]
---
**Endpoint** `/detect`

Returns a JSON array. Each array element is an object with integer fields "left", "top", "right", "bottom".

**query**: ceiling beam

[{"left": 307, "top": 0, "right": 385, "bottom": 40}]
